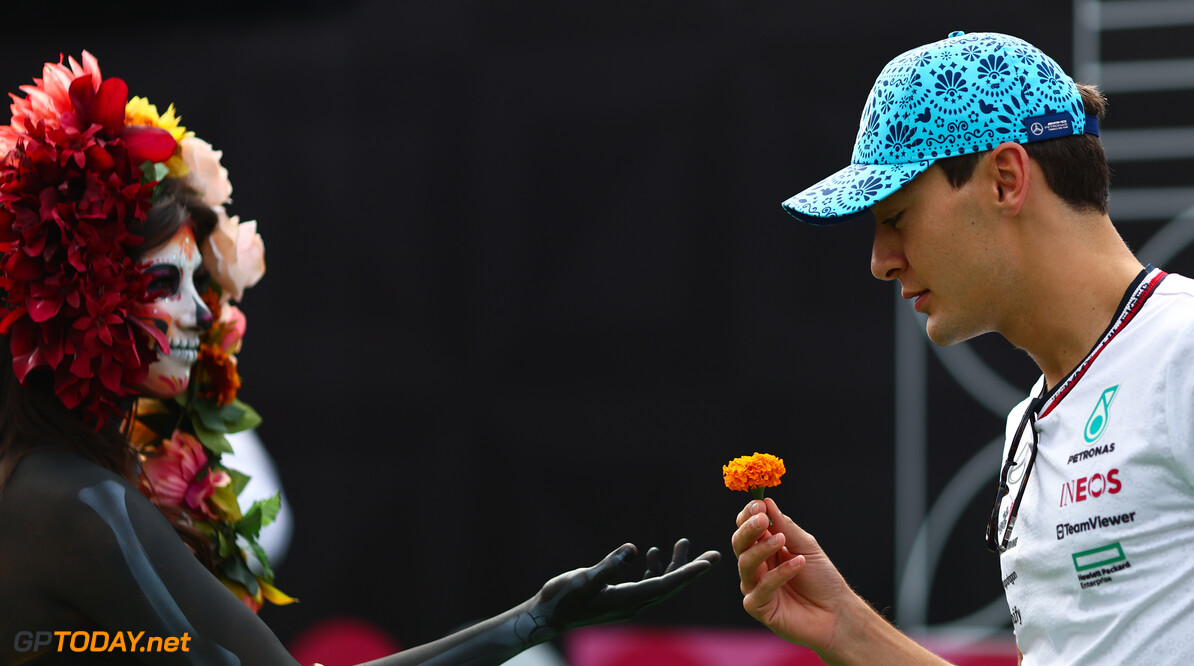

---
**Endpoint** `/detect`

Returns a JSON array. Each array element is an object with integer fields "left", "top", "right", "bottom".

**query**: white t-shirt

[{"left": 998, "top": 267, "right": 1194, "bottom": 664}]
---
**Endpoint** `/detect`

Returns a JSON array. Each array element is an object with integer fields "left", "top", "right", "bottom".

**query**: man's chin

[{"left": 923, "top": 317, "right": 980, "bottom": 347}]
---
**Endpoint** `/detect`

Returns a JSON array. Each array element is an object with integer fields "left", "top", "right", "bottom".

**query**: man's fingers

[
  {"left": 743, "top": 554, "right": 805, "bottom": 614},
  {"left": 735, "top": 500, "right": 765, "bottom": 528},
  {"left": 737, "top": 529, "right": 787, "bottom": 591},
  {"left": 761, "top": 497, "right": 817, "bottom": 553},
  {"left": 732, "top": 511, "right": 773, "bottom": 557}
]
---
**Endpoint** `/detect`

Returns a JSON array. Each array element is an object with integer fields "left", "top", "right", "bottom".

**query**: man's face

[
  {"left": 869, "top": 163, "right": 1016, "bottom": 346},
  {"left": 136, "top": 225, "right": 212, "bottom": 398}
]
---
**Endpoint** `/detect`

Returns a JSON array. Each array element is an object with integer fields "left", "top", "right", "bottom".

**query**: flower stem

[{"left": 750, "top": 488, "right": 772, "bottom": 524}]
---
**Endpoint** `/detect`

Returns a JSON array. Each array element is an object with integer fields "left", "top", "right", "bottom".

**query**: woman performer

[{"left": 0, "top": 52, "right": 717, "bottom": 665}]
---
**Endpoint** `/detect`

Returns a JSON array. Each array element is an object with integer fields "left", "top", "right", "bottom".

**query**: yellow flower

[
  {"left": 723, "top": 452, "right": 786, "bottom": 495},
  {"left": 126, "top": 96, "right": 189, "bottom": 139},
  {"left": 125, "top": 96, "right": 193, "bottom": 176}
]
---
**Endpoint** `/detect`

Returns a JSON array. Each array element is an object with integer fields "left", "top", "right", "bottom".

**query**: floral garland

[
  {"left": 131, "top": 282, "right": 291, "bottom": 612},
  {"left": 0, "top": 52, "right": 286, "bottom": 611}
]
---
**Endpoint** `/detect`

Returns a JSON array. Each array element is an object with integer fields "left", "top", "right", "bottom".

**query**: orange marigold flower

[
  {"left": 723, "top": 452, "right": 786, "bottom": 494},
  {"left": 197, "top": 343, "right": 241, "bottom": 406},
  {"left": 201, "top": 287, "right": 222, "bottom": 321}
]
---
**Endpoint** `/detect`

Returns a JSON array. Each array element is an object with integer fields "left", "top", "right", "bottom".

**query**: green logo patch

[
  {"left": 1084, "top": 385, "right": 1119, "bottom": 443},
  {"left": 1073, "top": 542, "right": 1126, "bottom": 572}
]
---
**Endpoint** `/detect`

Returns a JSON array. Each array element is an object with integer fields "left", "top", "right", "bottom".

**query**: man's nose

[{"left": 870, "top": 221, "right": 905, "bottom": 281}]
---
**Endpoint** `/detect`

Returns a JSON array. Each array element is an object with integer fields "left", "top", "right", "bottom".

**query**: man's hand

[
  {"left": 732, "top": 497, "right": 850, "bottom": 652},
  {"left": 733, "top": 498, "right": 953, "bottom": 666}
]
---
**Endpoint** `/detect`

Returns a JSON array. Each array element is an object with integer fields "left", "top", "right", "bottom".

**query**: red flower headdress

[
  {"left": 0, "top": 52, "right": 284, "bottom": 611},
  {"left": 0, "top": 52, "right": 176, "bottom": 425}
]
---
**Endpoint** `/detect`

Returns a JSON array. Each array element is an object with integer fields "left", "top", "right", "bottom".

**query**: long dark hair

[{"left": 0, "top": 178, "right": 217, "bottom": 492}]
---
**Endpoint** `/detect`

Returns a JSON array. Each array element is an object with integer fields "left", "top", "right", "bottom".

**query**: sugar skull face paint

[{"left": 136, "top": 225, "right": 213, "bottom": 398}]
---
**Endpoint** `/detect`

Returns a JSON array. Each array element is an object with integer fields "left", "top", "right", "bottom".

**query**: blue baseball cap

[{"left": 782, "top": 31, "right": 1100, "bottom": 225}]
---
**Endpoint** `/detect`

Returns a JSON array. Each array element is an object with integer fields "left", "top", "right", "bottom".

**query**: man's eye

[{"left": 882, "top": 212, "right": 903, "bottom": 228}]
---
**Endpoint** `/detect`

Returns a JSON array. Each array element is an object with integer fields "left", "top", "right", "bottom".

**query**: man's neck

[{"left": 1000, "top": 215, "right": 1143, "bottom": 391}]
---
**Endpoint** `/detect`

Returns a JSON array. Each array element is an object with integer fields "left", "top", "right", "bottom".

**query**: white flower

[
  {"left": 203, "top": 210, "right": 265, "bottom": 302},
  {"left": 181, "top": 136, "right": 232, "bottom": 208}
]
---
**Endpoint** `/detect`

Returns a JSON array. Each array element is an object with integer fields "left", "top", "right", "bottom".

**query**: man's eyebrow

[{"left": 872, "top": 197, "right": 903, "bottom": 220}]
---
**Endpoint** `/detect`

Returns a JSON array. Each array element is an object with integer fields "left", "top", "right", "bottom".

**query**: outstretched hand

[{"left": 520, "top": 539, "right": 719, "bottom": 643}]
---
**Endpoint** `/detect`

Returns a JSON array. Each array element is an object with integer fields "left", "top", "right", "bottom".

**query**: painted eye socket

[
  {"left": 193, "top": 265, "right": 211, "bottom": 292},
  {"left": 144, "top": 265, "right": 181, "bottom": 299}
]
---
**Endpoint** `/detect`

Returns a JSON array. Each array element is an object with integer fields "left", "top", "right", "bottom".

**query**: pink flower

[
  {"left": 203, "top": 212, "right": 265, "bottom": 302},
  {"left": 180, "top": 136, "right": 231, "bottom": 208},
  {"left": 214, "top": 304, "right": 247, "bottom": 354},
  {"left": 5, "top": 52, "right": 101, "bottom": 137},
  {"left": 141, "top": 431, "right": 230, "bottom": 519}
]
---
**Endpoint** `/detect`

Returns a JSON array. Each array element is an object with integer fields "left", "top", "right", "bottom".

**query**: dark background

[{"left": 5, "top": 0, "right": 1185, "bottom": 654}]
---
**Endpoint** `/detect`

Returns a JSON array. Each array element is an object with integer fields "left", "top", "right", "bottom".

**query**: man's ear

[{"left": 986, "top": 142, "right": 1031, "bottom": 217}]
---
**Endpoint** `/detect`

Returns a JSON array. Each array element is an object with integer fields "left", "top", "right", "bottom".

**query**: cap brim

[{"left": 781, "top": 160, "right": 933, "bottom": 226}]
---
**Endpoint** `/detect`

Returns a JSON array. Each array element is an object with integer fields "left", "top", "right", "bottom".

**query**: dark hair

[
  {"left": 0, "top": 178, "right": 216, "bottom": 492},
  {"left": 134, "top": 178, "right": 219, "bottom": 259},
  {"left": 937, "top": 84, "right": 1110, "bottom": 213}
]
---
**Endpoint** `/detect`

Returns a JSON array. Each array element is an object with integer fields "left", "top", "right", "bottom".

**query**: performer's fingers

[
  {"left": 588, "top": 543, "right": 637, "bottom": 590},
  {"left": 642, "top": 546, "right": 664, "bottom": 580},
  {"left": 664, "top": 538, "right": 691, "bottom": 574}
]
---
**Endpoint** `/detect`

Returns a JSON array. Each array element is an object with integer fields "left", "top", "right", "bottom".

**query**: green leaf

[
  {"left": 215, "top": 529, "right": 235, "bottom": 559},
  {"left": 210, "top": 484, "right": 244, "bottom": 522},
  {"left": 139, "top": 160, "right": 169, "bottom": 185},
  {"left": 227, "top": 468, "right": 251, "bottom": 496},
  {"left": 236, "top": 493, "right": 281, "bottom": 539},
  {"left": 194, "top": 398, "right": 229, "bottom": 433},
  {"left": 222, "top": 556, "right": 259, "bottom": 597},
  {"left": 219, "top": 403, "right": 246, "bottom": 423},
  {"left": 244, "top": 535, "right": 275, "bottom": 582},
  {"left": 225, "top": 399, "right": 262, "bottom": 433},
  {"left": 193, "top": 420, "right": 233, "bottom": 454}
]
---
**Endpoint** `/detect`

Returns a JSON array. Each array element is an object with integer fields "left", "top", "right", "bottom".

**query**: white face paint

[{"left": 136, "top": 226, "right": 212, "bottom": 398}]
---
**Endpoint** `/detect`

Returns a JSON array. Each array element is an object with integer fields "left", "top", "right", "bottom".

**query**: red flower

[{"left": 0, "top": 53, "right": 178, "bottom": 426}]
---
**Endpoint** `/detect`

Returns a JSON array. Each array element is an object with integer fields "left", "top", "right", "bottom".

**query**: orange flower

[
  {"left": 201, "top": 288, "right": 222, "bottom": 321},
  {"left": 723, "top": 452, "right": 786, "bottom": 495},
  {"left": 197, "top": 343, "right": 241, "bottom": 406}
]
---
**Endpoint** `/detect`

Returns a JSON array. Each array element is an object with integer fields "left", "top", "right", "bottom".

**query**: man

[{"left": 732, "top": 31, "right": 1194, "bottom": 663}]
